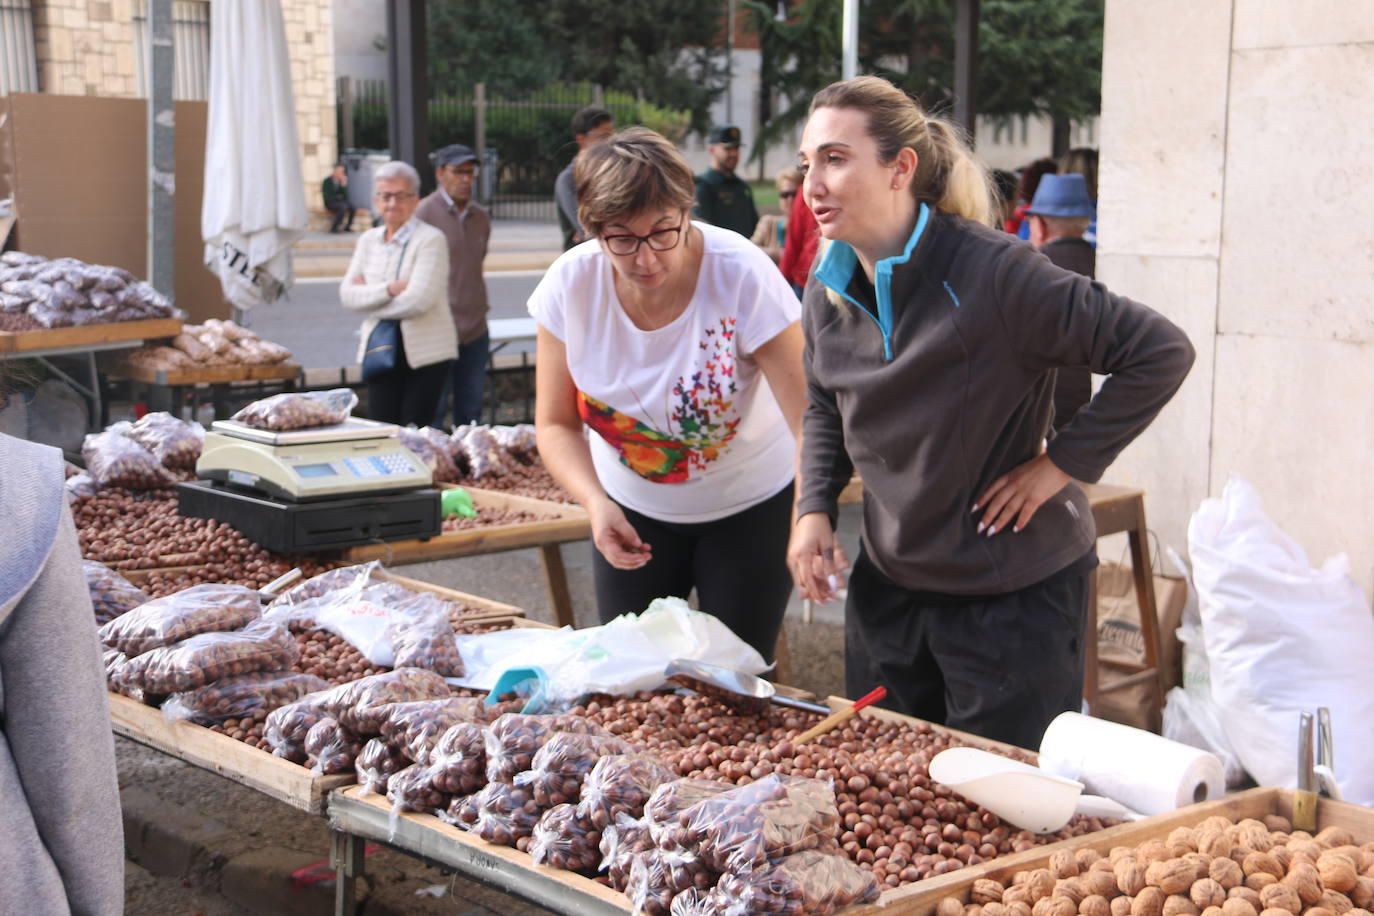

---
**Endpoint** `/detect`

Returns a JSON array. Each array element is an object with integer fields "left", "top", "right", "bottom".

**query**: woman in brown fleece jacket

[{"left": 787, "top": 77, "right": 1194, "bottom": 749}]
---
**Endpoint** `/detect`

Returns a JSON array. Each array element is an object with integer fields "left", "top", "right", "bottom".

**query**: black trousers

[
  {"left": 364, "top": 330, "right": 451, "bottom": 426},
  {"left": 327, "top": 200, "right": 355, "bottom": 232},
  {"left": 845, "top": 546, "right": 1095, "bottom": 749},
  {"left": 590, "top": 483, "right": 794, "bottom": 663}
]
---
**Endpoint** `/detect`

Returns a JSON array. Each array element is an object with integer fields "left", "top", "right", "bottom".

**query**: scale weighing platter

[{"left": 198, "top": 416, "right": 432, "bottom": 502}]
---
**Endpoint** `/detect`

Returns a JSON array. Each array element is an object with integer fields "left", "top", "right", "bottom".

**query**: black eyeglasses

[{"left": 601, "top": 223, "right": 685, "bottom": 256}]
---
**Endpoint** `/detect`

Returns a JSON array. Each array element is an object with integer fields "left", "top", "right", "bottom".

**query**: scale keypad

[{"left": 342, "top": 452, "right": 416, "bottom": 478}]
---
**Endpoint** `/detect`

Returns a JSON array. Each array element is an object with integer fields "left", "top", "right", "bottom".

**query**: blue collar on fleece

[{"left": 814, "top": 202, "right": 931, "bottom": 361}]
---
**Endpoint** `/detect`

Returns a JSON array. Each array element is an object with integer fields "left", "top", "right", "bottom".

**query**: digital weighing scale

[{"left": 179, "top": 416, "right": 441, "bottom": 553}]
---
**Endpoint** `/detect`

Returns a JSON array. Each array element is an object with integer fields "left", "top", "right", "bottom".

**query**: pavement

[{"left": 293, "top": 221, "right": 565, "bottom": 278}]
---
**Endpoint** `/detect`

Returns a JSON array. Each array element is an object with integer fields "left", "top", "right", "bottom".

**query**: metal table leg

[{"left": 331, "top": 829, "right": 365, "bottom": 916}]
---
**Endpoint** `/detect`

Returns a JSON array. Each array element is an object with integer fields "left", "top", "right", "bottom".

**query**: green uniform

[
  {"left": 693, "top": 167, "right": 758, "bottom": 238},
  {"left": 321, "top": 176, "right": 348, "bottom": 207}
]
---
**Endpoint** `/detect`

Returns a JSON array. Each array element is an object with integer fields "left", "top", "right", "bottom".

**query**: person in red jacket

[{"left": 778, "top": 179, "right": 819, "bottom": 298}]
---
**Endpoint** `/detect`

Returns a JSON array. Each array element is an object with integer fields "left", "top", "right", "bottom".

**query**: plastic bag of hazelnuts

[
  {"left": 669, "top": 887, "right": 745, "bottom": 916},
  {"left": 483, "top": 713, "right": 610, "bottom": 785},
  {"left": 305, "top": 716, "right": 364, "bottom": 776},
  {"left": 316, "top": 667, "right": 453, "bottom": 736},
  {"left": 81, "top": 424, "right": 176, "bottom": 490},
  {"left": 527, "top": 803, "right": 603, "bottom": 874},
  {"left": 231, "top": 389, "right": 358, "bottom": 432},
  {"left": 671, "top": 774, "right": 843, "bottom": 874},
  {"left": 713, "top": 848, "right": 882, "bottom": 915},
  {"left": 515, "top": 732, "right": 634, "bottom": 808},
  {"left": 265, "top": 692, "right": 333, "bottom": 763},
  {"left": 576, "top": 752, "right": 679, "bottom": 829},
  {"left": 356, "top": 737, "right": 409, "bottom": 794},
  {"left": 600, "top": 813, "right": 657, "bottom": 892},
  {"left": 99, "top": 582, "right": 263, "bottom": 656},
  {"left": 128, "top": 411, "right": 205, "bottom": 470},
  {"left": 374, "top": 696, "right": 485, "bottom": 765},
  {"left": 161, "top": 670, "right": 328, "bottom": 726},
  {"left": 427, "top": 721, "right": 490, "bottom": 796},
  {"left": 82, "top": 559, "right": 149, "bottom": 626},
  {"left": 627, "top": 846, "right": 718, "bottom": 916},
  {"left": 114, "top": 621, "right": 301, "bottom": 695}
]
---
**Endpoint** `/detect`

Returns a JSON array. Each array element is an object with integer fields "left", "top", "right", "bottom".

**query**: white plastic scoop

[{"left": 929, "top": 747, "right": 1142, "bottom": 834}]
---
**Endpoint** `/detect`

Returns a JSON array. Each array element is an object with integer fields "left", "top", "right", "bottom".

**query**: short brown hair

[
  {"left": 809, "top": 76, "right": 994, "bottom": 225},
  {"left": 574, "top": 127, "right": 696, "bottom": 238}
]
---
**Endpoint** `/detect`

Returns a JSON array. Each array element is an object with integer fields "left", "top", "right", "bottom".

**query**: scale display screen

[{"left": 295, "top": 463, "right": 337, "bottom": 478}]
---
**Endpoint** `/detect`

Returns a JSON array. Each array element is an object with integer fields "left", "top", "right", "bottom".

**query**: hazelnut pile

[
  {"left": 454, "top": 456, "right": 575, "bottom": 505},
  {"left": 72, "top": 489, "right": 333, "bottom": 588},
  {"left": 565, "top": 691, "right": 1109, "bottom": 888},
  {"left": 934, "top": 818, "right": 1374, "bottom": 916},
  {"left": 441, "top": 506, "right": 557, "bottom": 532}
]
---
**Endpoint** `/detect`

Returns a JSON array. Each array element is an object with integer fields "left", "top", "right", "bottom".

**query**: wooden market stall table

[
  {"left": 0, "top": 317, "right": 183, "bottom": 430},
  {"left": 340, "top": 487, "right": 591, "bottom": 630},
  {"left": 101, "top": 355, "right": 301, "bottom": 421}
]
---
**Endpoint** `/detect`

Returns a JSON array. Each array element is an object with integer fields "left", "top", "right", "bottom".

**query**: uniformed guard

[{"left": 693, "top": 124, "right": 759, "bottom": 238}]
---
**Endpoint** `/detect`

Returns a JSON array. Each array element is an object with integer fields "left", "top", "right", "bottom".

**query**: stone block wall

[
  {"left": 1098, "top": 1, "right": 1374, "bottom": 593},
  {"left": 29, "top": 0, "right": 336, "bottom": 210}
]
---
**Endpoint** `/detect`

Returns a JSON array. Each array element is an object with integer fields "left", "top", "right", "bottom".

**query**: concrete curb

[{"left": 294, "top": 252, "right": 559, "bottom": 278}]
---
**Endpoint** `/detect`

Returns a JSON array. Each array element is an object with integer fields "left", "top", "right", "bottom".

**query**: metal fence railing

[
  {"left": 0, "top": 0, "right": 37, "bottom": 96},
  {"left": 338, "top": 79, "right": 645, "bottom": 222}
]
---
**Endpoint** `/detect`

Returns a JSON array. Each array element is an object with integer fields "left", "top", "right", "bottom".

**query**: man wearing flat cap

[
  {"left": 693, "top": 124, "right": 758, "bottom": 238},
  {"left": 1025, "top": 172, "right": 1096, "bottom": 433},
  {"left": 417, "top": 143, "right": 491, "bottom": 427}
]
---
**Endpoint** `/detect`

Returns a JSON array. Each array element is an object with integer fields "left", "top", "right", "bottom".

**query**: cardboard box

[{"left": 0, "top": 93, "right": 224, "bottom": 324}]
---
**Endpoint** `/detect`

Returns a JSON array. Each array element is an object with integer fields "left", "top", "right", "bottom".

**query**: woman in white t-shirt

[{"left": 528, "top": 127, "right": 806, "bottom": 662}]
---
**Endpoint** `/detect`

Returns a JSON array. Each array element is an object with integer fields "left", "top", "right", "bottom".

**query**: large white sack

[{"left": 1187, "top": 474, "right": 1374, "bottom": 804}]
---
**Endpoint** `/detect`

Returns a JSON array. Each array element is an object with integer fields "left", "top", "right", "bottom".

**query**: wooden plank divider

[
  {"left": 109, "top": 692, "right": 351, "bottom": 815},
  {"left": 102, "top": 358, "right": 302, "bottom": 386},
  {"left": 0, "top": 317, "right": 183, "bottom": 353}
]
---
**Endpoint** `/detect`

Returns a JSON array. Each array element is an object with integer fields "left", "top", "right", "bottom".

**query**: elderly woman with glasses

[
  {"left": 340, "top": 160, "right": 457, "bottom": 425},
  {"left": 528, "top": 127, "right": 806, "bottom": 662}
]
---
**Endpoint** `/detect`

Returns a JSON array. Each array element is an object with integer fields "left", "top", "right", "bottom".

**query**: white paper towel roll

[{"left": 1039, "top": 712, "right": 1225, "bottom": 816}]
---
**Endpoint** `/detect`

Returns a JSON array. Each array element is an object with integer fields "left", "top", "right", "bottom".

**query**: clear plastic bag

[
  {"left": 628, "top": 846, "right": 717, "bottom": 916},
  {"left": 456, "top": 426, "right": 509, "bottom": 479},
  {"left": 315, "top": 667, "right": 453, "bottom": 735},
  {"left": 470, "top": 781, "right": 545, "bottom": 848},
  {"left": 484, "top": 712, "right": 609, "bottom": 784},
  {"left": 265, "top": 561, "right": 394, "bottom": 610},
  {"left": 375, "top": 697, "right": 485, "bottom": 765},
  {"left": 114, "top": 622, "right": 300, "bottom": 695},
  {"left": 669, "top": 888, "right": 742, "bottom": 916},
  {"left": 357, "top": 737, "right": 408, "bottom": 794},
  {"left": 491, "top": 424, "right": 538, "bottom": 458},
  {"left": 81, "top": 424, "right": 175, "bottom": 490},
  {"left": 666, "top": 774, "right": 841, "bottom": 873},
  {"left": 600, "top": 813, "right": 656, "bottom": 892},
  {"left": 265, "top": 692, "right": 333, "bottom": 763},
  {"left": 396, "top": 427, "right": 441, "bottom": 483},
  {"left": 82, "top": 559, "right": 149, "bottom": 626},
  {"left": 99, "top": 583, "right": 262, "bottom": 656},
  {"left": 231, "top": 389, "right": 357, "bottom": 431},
  {"left": 516, "top": 732, "right": 633, "bottom": 808},
  {"left": 645, "top": 778, "right": 734, "bottom": 828},
  {"left": 161, "top": 670, "right": 328, "bottom": 725},
  {"left": 305, "top": 716, "right": 363, "bottom": 775},
  {"left": 528, "top": 803, "right": 603, "bottom": 874},
  {"left": 386, "top": 763, "right": 448, "bottom": 814},
  {"left": 713, "top": 849, "right": 882, "bottom": 915},
  {"left": 129, "top": 411, "right": 205, "bottom": 469},
  {"left": 576, "top": 752, "right": 678, "bottom": 830},
  {"left": 428, "top": 721, "right": 489, "bottom": 795},
  {"left": 386, "top": 612, "right": 464, "bottom": 677},
  {"left": 65, "top": 472, "right": 98, "bottom": 502}
]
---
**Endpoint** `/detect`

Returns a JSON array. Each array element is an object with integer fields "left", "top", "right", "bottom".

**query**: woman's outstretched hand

[
  {"left": 588, "top": 498, "right": 652, "bottom": 570},
  {"left": 787, "top": 512, "right": 849, "bottom": 602}
]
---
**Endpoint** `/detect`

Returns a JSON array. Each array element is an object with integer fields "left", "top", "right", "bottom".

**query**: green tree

[
  {"left": 744, "top": 0, "right": 1103, "bottom": 159},
  {"left": 427, "top": 0, "right": 563, "bottom": 96},
  {"left": 544, "top": 0, "right": 729, "bottom": 135}
]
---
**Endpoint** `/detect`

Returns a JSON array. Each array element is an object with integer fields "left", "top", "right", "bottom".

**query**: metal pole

[
  {"left": 386, "top": 0, "right": 430, "bottom": 192},
  {"left": 953, "top": 0, "right": 980, "bottom": 143},
  {"left": 339, "top": 75, "right": 355, "bottom": 152},
  {"left": 474, "top": 82, "right": 486, "bottom": 163},
  {"left": 842, "top": 0, "right": 858, "bottom": 81},
  {"left": 147, "top": 0, "right": 174, "bottom": 299},
  {"left": 726, "top": 0, "right": 735, "bottom": 122}
]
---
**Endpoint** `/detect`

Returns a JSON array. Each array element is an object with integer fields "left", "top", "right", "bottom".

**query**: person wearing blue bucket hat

[{"left": 1026, "top": 173, "right": 1096, "bottom": 431}]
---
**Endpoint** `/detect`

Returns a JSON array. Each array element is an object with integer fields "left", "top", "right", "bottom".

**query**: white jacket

[{"left": 339, "top": 218, "right": 458, "bottom": 370}]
